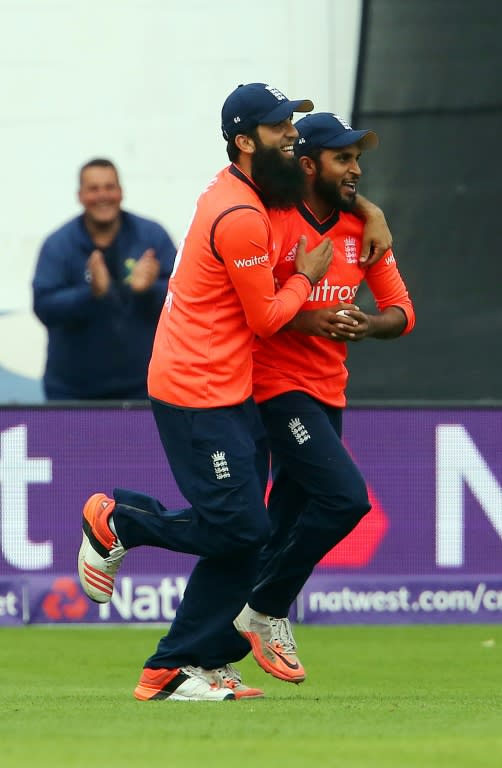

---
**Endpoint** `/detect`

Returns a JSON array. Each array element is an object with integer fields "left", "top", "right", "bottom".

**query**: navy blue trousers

[
  {"left": 112, "top": 397, "right": 269, "bottom": 669},
  {"left": 251, "top": 391, "right": 371, "bottom": 617}
]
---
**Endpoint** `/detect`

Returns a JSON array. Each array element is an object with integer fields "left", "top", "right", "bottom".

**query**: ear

[
  {"left": 299, "top": 156, "right": 317, "bottom": 176},
  {"left": 235, "top": 134, "right": 256, "bottom": 155}
]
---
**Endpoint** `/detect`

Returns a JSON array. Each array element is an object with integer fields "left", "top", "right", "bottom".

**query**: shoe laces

[
  {"left": 210, "top": 664, "right": 242, "bottom": 688},
  {"left": 190, "top": 664, "right": 242, "bottom": 689},
  {"left": 105, "top": 539, "right": 125, "bottom": 570},
  {"left": 182, "top": 665, "right": 220, "bottom": 689},
  {"left": 269, "top": 617, "right": 297, "bottom": 654}
]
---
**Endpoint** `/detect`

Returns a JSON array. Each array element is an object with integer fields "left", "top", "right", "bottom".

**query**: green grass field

[{"left": 1, "top": 624, "right": 501, "bottom": 767}]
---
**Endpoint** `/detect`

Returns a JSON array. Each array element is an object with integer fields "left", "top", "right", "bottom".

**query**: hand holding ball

[{"left": 332, "top": 308, "right": 358, "bottom": 338}]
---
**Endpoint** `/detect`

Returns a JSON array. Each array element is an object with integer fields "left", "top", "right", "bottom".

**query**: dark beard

[
  {"left": 313, "top": 172, "right": 356, "bottom": 213},
  {"left": 251, "top": 141, "right": 305, "bottom": 210}
]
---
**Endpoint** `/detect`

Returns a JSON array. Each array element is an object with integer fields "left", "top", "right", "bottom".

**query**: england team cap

[
  {"left": 293, "top": 112, "right": 379, "bottom": 157},
  {"left": 221, "top": 83, "right": 314, "bottom": 141}
]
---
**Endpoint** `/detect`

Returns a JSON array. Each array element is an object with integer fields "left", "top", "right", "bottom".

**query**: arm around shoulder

[{"left": 354, "top": 194, "right": 393, "bottom": 266}]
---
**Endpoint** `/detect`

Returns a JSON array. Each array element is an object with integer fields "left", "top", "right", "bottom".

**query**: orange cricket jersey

[
  {"left": 252, "top": 203, "right": 416, "bottom": 407},
  {"left": 148, "top": 165, "right": 311, "bottom": 408}
]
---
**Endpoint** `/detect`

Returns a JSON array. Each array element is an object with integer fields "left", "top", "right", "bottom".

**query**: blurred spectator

[{"left": 33, "top": 158, "right": 176, "bottom": 400}]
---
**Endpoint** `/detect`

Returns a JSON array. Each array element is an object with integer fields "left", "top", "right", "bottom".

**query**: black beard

[
  {"left": 251, "top": 141, "right": 305, "bottom": 210},
  {"left": 313, "top": 172, "right": 356, "bottom": 213}
]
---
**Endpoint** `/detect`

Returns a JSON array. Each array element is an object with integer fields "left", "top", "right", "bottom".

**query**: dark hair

[
  {"left": 225, "top": 127, "right": 260, "bottom": 162},
  {"left": 225, "top": 138, "right": 240, "bottom": 162},
  {"left": 297, "top": 145, "right": 323, "bottom": 164},
  {"left": 79, "top": 158, "right": 120, "bottom": 186}
]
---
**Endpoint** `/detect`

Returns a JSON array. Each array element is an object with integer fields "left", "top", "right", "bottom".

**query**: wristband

[{"left": 295, "top": 272, "right": 314, "bottom": 288}]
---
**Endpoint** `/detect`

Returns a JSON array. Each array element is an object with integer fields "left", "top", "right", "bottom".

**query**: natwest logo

[
  {"left": 42, "top": 577, "right": 89, "bottom": 621},
  {"left": 0, "top": 424, "right": 53, "bottom": 569},
  {"left": 0, "top": 589, "right": 19, "bottom": 617},
  {"left": 98, "top": 576, "right": 187, "bottom": 622}
]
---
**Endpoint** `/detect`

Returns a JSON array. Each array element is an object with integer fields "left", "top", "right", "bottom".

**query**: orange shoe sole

[{"left": 242, "top": 631, "right": 305, "bottom": 683}]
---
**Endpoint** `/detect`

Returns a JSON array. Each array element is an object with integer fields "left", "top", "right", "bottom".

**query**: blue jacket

[{"left": 33, "top": 211, "right": 176, "bottom": 399}]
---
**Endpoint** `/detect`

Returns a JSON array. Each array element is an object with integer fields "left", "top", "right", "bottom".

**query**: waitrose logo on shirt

[
  {"left": 307, "top": 279, "right": 360, "bottom": 303},
  {"left": 233, "top": 254, "right": 270, "bottom": 268}
]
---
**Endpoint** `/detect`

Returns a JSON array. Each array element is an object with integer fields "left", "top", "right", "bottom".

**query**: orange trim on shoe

[
  {"left": 225, "top": 682, "right": 265, "bottom": 699},
  {"left": 134, "top": 667, "right": 182, "bottom": 701},
  {"left": 243, "top": 631, "right": 306, "bottom": 683},
  {"left": 82, "top": 493, "right": 116, "bottom": 551}
]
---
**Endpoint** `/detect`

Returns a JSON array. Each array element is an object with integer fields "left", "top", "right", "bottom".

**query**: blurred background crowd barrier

[{"left": 1, "top": 404, "right": 501, "bottom": 626}]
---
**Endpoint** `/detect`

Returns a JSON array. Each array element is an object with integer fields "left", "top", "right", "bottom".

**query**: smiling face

[
  {"left": 256, "top": 117, "right": 299, "bottom": 158},
  {"left": 78, "top": 165, "right": 123, "bottom": 227},
  {"left": 248, "top": 119, "right": 305, "bottom": 209},
  {"left": 312, "top": 143, "right": 363, "bottom": 212}
]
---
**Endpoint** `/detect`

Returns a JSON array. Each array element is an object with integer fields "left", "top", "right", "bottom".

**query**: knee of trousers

[
  {"left": 224, "top": 515, "right": 271, "bottom": 553},
  {"left": 315, "top": 489, "right": 371, "bottom": 530},
  {"left": 348, "top": 488, "right": 372, "bottom": 521}
]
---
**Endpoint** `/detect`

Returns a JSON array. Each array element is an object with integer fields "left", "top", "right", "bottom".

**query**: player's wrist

[
  {"left": 295, "top": 271, "right": 314, "bottom": 288},
  {"left": 354, "top": 194, "right": 383, "bottom": 222}
]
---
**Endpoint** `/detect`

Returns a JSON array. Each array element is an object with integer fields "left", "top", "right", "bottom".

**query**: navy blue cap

[
  {"left": 221, "top": 83, "right": 313, "bottom": 141},
  {"left": 294, "top": 112, "right": 378, "bottom": 156}
]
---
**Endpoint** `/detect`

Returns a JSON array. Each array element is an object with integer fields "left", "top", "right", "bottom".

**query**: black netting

[{"left": 346, "top": 0, "right": 502, "bottom": 401}]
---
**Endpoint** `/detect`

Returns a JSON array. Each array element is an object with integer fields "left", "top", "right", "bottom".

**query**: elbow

[
  {"left": 33, "top": 297, "right": 44, "bottom": 322},
  {"left": 401, "top": 313, "right": 416, "bottom": 336},
  {"left": 249, "top": 321, "right": 278, "bottom": 339},
  {"left": 33, "top": 294, "right": 50, "bottom": 325},
  {"left": 391, "top": 305, "right": 415, "bottom": 336}
]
